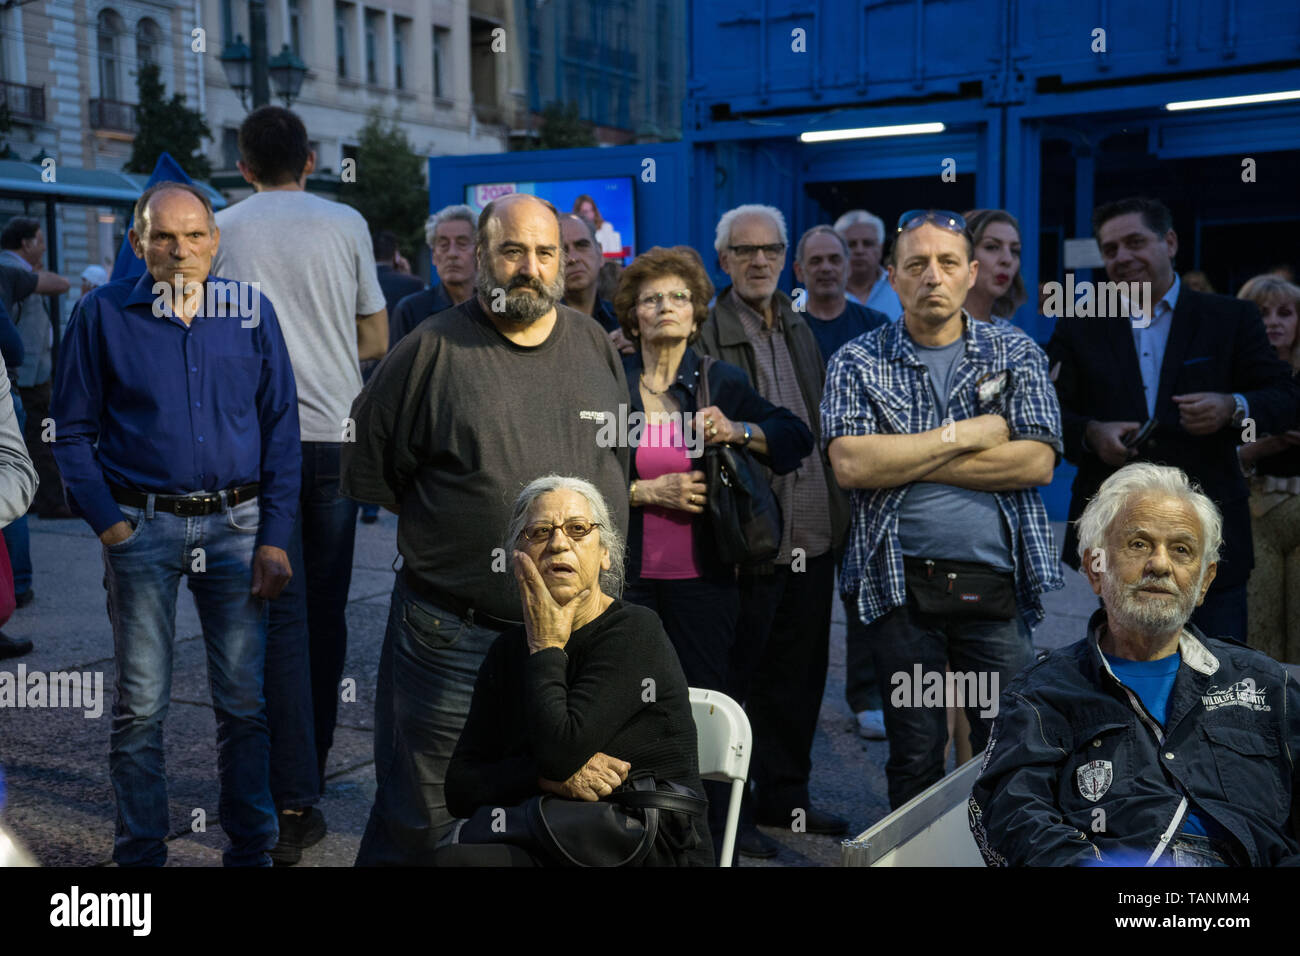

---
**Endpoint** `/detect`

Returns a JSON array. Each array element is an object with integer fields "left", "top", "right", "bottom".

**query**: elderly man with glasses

[
  {"left": 970, "top": 463, "right": 1300, "bottom": 866},
  {"left": 697, "top": 203, "right": 850, "bottom": 857},
  {"left": 823, "top": 210, "right": 1064, "bottom": 810}
]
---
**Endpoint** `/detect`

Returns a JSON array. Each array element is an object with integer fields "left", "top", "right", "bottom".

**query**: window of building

[
  {"left": 221, "top": 127, "right": 241, "bottom": 169},
  {"left": 433, "top": 25, "right": 450, "bottom": 99},
  {"left": 335, "top": 3, "right": 349, "bottom": 78},
  {"left": 221, "top": 0, "right": 234, "bottom": 46},
  {"left": 97, "top": 8, "right": 124, "bottom": 101},
  {"left": 394, "top": 17, "right": 409, "bottom": 90},
  {"left": 365, "top": 12, "right": 378, "bottom": 84},
  {"left": 289, "top": 0, "right": 303, "bottom": 56},
  {"left": 137, "top": 18, "right": 161, "bottom": 69}
]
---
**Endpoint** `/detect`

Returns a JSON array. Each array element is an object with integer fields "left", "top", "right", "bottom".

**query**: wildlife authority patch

[{"left": 1076, "top": 759, "right": 1113, "bottom": 802}]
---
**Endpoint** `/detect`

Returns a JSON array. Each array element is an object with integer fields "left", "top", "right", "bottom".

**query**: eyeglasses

[
  {"left": 519, "top": 519, "right": 601, "bottom": 543},
  {"left": 637, "top": 290, "right": 692, "bottom": 310},
  {"left": 727, "top": 243, "right": 786, "bottom": 261},
  {"left": 896, "top": 210, "right": 968, "bottom": 236}
]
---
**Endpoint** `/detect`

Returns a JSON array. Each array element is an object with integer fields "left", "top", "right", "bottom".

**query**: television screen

[{"left": 465, "top": 176, "right": 635, "bottom": 262}]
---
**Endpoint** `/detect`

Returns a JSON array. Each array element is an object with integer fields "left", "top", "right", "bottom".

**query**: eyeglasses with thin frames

[
  {"left": 519, "top": 519, "right": 602, "bottom": 544},
  {"left": 636, "top": 290, "right": 692, "bottom": 310}
]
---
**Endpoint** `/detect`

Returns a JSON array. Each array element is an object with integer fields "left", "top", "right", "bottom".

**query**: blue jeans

[
  {"left": 265, "top": 441, "right": 357, "bottom": 808},
  {"left": 3, "top": 388, "right": 31, "bottom": 595},
  {"left": 866, "top": 602, "right": 1035, "bottom": 809},
  {"left": 103, "top": 495, "right": 276, "bottom": 866},
  {"left": 356, "top": 574, "right": 503, "bottom": 865}
]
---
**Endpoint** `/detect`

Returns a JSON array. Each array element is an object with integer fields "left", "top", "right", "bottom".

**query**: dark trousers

[
  {"left": 19, "top": 381, "right": 65, "bottom": 515},
  {"left": 1190, "top": 583, "right": 1248, "bottom": 644},
  {"left": 838, "top": 542, "right": 882, "bottom": 712},
  {"left": 3, "top": 388, "right": 31, "bottom": 595},
  {"left": 866, "top": 602, "right": 1034, "bottom": 809},
  {"left": 265, "top": 441, "right": 358, "bottom": 809},
  {"left": 624, "top": 572, "right": 740, "bottom": 857},
  {"left": 733, "top": 551, "right": 835, "bottom": 819}
]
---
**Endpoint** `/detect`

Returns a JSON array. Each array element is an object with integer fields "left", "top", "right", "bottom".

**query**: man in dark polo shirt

[
  {"left": 388, "top": 204, "right": 477, "bottom": 349},
  {"left": 343, "top": 192, "right": 630, "bottom": 864},
  {"left": 50, "top": 182, "right": 300, "bottom": 866}
]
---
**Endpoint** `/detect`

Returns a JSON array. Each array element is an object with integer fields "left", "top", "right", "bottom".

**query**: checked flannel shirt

[{"left": 820, "top": 314, "right": 1065, "bottom": 629}]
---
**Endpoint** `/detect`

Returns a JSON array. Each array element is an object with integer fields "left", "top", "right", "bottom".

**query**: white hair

[
  {"left": 714, "top": 204, "right": 788, "bottom": 258},
  {"left": 833, "top": 209, "right": 885, "bottom": 243},
  {"left": 1075, "top": 463, "right": 1222, "bottom": 571},
  {"left": 425, "top": 204, "right": 476, "bottom": 247},
  {"left": 503, "top": 474, "right": 625, "bottom": 598}
]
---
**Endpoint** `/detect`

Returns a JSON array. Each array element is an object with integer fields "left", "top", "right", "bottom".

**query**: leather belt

[
  {"left": 398, "top": 569, "right": 521, "bottom": 632},
  {"left": 109, "top": 483, "right": 259, "bottom": 517}
]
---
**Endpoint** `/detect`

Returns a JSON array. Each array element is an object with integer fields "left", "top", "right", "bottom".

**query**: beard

[
  {"left": 476, "top": 261, "right": 565, "bottom": 324},
  {"left": 1101, "top": 570, "right": 1201, "bottom": 636}
]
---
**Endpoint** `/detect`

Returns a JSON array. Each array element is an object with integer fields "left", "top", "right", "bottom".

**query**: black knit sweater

[{"left": 445, "top": 599, "right": 714, "bottom": 866}]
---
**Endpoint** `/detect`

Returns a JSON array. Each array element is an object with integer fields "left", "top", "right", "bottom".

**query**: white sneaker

[{"left": 856, "top": 709, "right": 887, "bottom": 740}]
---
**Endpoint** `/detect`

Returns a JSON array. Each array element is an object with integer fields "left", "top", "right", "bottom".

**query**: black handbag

[
  {"left": 449, "top": 775, "right": 707, "bottom": 867},
  {"left": 695, "top": 356, "right": 783, "bottom": 565},
  {"left": 902, "top": 556, "right": 1018, "bottom": 621}
]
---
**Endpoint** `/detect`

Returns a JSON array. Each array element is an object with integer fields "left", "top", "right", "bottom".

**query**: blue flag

[{"left": 110, "top": 152, "right": 203, "bottom": 282}]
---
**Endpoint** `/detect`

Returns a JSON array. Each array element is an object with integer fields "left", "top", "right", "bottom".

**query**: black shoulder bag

[
  {"left": 446, "top": 775, "right": 707, "bottom": 867},
  {"left": 695, "top": 355, "right": 783, "bottom": 564}
]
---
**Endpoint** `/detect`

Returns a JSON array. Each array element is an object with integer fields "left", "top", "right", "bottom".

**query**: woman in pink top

[{"left": 615, "top": 246, "right": 813, "bottom": 694}]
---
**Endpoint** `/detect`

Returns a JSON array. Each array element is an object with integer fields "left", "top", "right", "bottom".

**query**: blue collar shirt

[
  {"left": 1132, "top": 274, "right": 1180, "bottom": 420},
  {"left": 50, "top": 270, "right": 301, "bottom": 550}
]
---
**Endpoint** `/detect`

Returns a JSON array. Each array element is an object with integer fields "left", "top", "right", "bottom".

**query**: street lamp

[
  {"left": 218, "top": 2, "right": 305, "bottom": 111},
  {"left": 268, "top": 45, "right": 308, "bottom": 107},
  {"left": 219, "top": 34, "right": 253, "bottom": 108}
]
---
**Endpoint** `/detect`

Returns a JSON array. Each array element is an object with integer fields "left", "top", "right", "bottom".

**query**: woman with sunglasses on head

[
  {"left": 961, "top": 209, "right": 1030, "bottom": 331},
  {"left": 615, "top": 246, "right": 812, "bottom": 698}
]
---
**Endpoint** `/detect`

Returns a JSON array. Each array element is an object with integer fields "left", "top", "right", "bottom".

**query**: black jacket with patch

[{"left": 969, "top": 609, "right": 1300, "bottom": 866}]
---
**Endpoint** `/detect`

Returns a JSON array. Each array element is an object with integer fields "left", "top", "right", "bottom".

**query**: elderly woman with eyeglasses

[
  {"left": 613, "top": 246, "right": 813, "bottom": 695},
  {"left": 442, "top": 475, "right": 713, "bottom": 866}
]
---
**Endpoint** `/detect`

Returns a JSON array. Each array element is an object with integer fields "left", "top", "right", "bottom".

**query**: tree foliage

[
  {"left": 338, "top": 109, "right": 427, "bottom": 259},
  {"left": 124, "top": 62, "right": 212, "bottom": 180},
  {"left": 516, "top": 101, "right": 597, "bottom": 151}
]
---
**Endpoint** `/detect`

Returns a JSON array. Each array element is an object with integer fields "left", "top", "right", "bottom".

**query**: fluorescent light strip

[
  {"left": 1165, "top": 90, "right": 1300, "bottom": 111},
  {"left": 799, "top": 122, "right": 946, "bottom": 143}
]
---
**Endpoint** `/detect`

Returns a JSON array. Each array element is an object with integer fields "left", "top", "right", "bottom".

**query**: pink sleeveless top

[{"left": 636, "top": 421, "right": 702, "bottom": 579}]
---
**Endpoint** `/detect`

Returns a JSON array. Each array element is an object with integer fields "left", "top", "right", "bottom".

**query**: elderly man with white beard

[{"left": 970, "top": 463, "right": 1300, "bottom": 866}]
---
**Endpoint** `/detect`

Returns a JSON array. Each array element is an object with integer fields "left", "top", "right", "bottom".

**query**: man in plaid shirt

[{"left": 821, "top": 210, "right": 1064, "bottom": 809}]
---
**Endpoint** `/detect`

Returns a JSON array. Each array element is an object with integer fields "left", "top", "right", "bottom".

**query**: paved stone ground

[{"left": 0, "top": 516, "right": 1099, "bottom": 867}]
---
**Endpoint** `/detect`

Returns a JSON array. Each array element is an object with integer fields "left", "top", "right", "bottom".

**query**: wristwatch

[{"left": 741, "top": 422, "right": 752, "bottom": 446}]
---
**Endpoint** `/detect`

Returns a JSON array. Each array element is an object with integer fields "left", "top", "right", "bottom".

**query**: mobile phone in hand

[{"left": 1123, "top": 418, "right": 1158, "bottom": 449}]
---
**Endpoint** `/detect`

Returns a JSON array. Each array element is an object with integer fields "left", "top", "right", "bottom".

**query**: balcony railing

[
  {"left": 0, "top": 80, "right": 45, "bottom": 122},
  {"left": 88, "top": 98, "right": 137, "bottom": 134}
]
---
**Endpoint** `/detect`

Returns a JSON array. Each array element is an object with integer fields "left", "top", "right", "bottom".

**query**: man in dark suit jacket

[{"left": 1048, "top": 197, "right": 1299, "bottom": 643}]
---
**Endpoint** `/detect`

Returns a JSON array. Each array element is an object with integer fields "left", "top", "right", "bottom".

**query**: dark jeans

[
  {"left": 2, "top": 388, "right": 31, "bottom": 595},
  {"left": 19, "top": 381, "right": 65, "bottom": 516},
  {"left": 265, "top": 441, "right": 358, "bottom": 810},
  {"left": 624, "top": 572, "right": 740, "bottom": 858},
  {"left": 866, "top": 601, "right": 1035, "bottom": 809},
  {"left": 357, "top": 573, "right": 504, "bottom": 865},
  {"left": 733, "top": 551, "right": 835, "bottom": 820},
  {"left": 840, "top": 550, "right": 882, "bottom": 712},
  {"left": 103, "top": 495, "right": 276, "bottom": 866},
  {"left": 1190, "top": 584, "right": 1248, "bottom": 644}
]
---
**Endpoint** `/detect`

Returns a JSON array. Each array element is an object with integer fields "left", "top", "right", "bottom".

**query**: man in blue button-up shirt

[{"left": 50, "top": 182, "right": 301, "bottom": 867}]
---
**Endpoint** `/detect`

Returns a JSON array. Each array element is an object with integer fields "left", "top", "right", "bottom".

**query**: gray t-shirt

[
  {"left": 895, "top": 335, "right": 1013, "bottom": 570},
  {"left": 341, "top": 296, "right": 631, "bottom": 622},
  {"left": 213, "top": 191, "right": 386, "bottom": 443}
]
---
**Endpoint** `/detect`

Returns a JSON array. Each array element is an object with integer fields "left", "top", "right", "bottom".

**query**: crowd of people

[{"left": 2, "top": 103, "right": 1299, "bottom": 867}]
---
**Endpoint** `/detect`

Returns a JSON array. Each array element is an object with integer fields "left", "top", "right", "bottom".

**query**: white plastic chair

[{"left": 688, "top": 687, "right": 751, "bottom": 867}]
